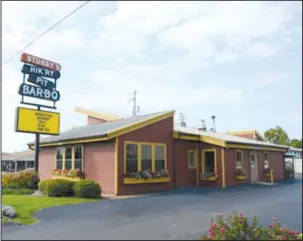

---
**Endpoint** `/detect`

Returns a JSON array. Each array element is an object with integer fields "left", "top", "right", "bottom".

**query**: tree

[
  {"left": 289, "top": 139, "right": 302, "bottom": 149},
  {"left": 264, "top": 126, "right": 290, "bottom": 146}
]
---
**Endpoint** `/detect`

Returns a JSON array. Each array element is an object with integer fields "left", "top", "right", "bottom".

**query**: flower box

[
  {"left": 236, "top": 175, "right": 248, "bottom": 180},
  {"left": 52, "top": 176, "right": 82, "bottom": 181},
  {"left": 200, "top": 176, "right": 217, "bottom": 181},
  {"left": 123, "top": 177, "right": 170, "bottom": 184}
]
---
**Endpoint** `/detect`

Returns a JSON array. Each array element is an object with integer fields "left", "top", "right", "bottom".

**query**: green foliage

[
  {"left": 264, "top": 126, "right": 290, "bottom": 145},
  {"left": 200, "top": 212, "right": 302, "bottom": 240},
  {"left": 2, "top": 169, "right": 40, "bottom": 189},
  {"left": 73, "top": 180, "right": 101, "bottom": 198},
  {"left": 289, "top": 139, "right": 302, "bottom": 149},
  {"left": 2, "top": 188, "right": 35, "bottom": 195},
  {"left": 38, "top": 179, "right": 75, "bottom": 197}
]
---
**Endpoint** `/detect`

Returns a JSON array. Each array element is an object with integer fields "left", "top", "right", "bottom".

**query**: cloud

[{"left": 2, "top": 1, "right": 301, "bottom": 152}]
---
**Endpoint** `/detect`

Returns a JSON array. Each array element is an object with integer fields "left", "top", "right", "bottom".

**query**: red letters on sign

[{"left": 20, "top": 53, "right": 61, "bottom": 71}]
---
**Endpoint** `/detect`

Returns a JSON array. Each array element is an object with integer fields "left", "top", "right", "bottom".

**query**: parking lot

[{"left": 3, "top": 176, "right": 302, "bottom": 240}]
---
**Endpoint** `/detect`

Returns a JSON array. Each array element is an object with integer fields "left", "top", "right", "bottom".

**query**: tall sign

[{"left": 16, "top": 53, "right": 62, "bottom": 172}]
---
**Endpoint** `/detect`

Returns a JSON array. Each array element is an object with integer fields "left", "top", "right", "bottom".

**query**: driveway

[{"left": 3, "top": 176, "right": 302, "bottom": 240}]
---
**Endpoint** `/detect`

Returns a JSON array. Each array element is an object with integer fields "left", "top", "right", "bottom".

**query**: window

[
  {"left": 74, "top": 146, "right": 83, "bottom": 171},
  {"left": 55, "top": 146, "right": 83, "bottom": 170},
  {"left": 65, "top": 147, "right": 72, "bottom": 169},
  {"left": 236, "top": 151, "right": 243, "bottom": 169},
  {"left": 126, "top": 144, "right": 138, "bottom": 173},
  {"left": 188, "top": 150, "right": 196, "bottom": 169},
  {"left": 141, "top": 145, "right": 152, "bottom": 171},
  {"left": 155, "top": 145, "right": 165, "bottom": 171},
  {"left": 124, "top": 142, "right": 167, "bottom": 173},
  {"left": 264, "top": 152, "right": 269, "bottom": 169},
  {"left": 202, "top": 150, "right": 216, "bottom": 173},
  {"left": 56, "top": 148, "right": 64, "bottom": 169}
]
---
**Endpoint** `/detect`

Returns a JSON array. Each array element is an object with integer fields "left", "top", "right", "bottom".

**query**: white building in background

[{"left": 287, "top": 147, "right": 302, "bottom": 159}]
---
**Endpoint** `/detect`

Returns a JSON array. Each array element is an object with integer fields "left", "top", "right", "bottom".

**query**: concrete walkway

[{"left": 3, "top": 177, "right": 302, "bottom": 240}]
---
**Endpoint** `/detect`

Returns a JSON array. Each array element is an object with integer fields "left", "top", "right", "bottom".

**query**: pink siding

[{"left": 84, "top": 141, "right": 116, "bottom": 194}]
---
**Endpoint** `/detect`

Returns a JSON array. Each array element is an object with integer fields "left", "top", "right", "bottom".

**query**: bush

[
  {"left": 73, "top": 180, "right": 101, "bottom": 198},
  {"left": 38, "top": 179, "right": 75, "bottom": 197},
  {"left": 2, "top": 188, "right": 35, "bottom": 195},
  {"left": 200, "top": 212, "right": 302, "bottom": 240},
  {"left": 2, "top": 169, "right": 40, "bottom": 189}
]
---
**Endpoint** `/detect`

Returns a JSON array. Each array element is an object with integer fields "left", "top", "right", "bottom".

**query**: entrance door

[{"left": 250, "top": 152, "right": 258, "bottom": 182}]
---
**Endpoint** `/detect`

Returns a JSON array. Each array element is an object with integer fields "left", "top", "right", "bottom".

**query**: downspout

[{"left": 172, "top": 132, "right": 180, "bottom": 189}]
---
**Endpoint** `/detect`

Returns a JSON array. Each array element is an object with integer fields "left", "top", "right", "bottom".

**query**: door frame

[{"left": 249, "top": 151, "right": 258, "bottom": 182}]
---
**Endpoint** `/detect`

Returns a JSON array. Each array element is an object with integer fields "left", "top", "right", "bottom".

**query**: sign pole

[{"left": 34, "top": 106, "right": 41, "bottom": 172}]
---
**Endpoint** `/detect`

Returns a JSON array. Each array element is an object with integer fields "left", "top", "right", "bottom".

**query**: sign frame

[{"left": 15, "top": 106, "right": 60, "bottom": 136}]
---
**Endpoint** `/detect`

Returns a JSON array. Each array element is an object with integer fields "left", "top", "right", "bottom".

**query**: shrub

[
  {"left": 1, "top": 169, "right": 40, "bottom": 189},
  {"left": 73, "top": 180, "right": 101, "bottom": 198},
  {"left": 38, "top": 179, "right": 75, "bottom": 197},
  {"left": 200, "top": 212, "right": 302, "bottom": 240},
  {"left": 2, "top": 188, "right": 35, "bottom": 195}
]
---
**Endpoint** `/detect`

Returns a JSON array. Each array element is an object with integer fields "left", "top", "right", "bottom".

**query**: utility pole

[{"left": 128, "top": 90, "right": 140, "bottom": 116}]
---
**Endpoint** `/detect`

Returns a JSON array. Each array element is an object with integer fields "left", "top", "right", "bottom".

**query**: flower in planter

[
  {"left": 52, "top": 169, "right": 62, "bottom": 176},
  {"left": 200, "top": 172, "right": 217, "bottom": 179},
  {"left": 125, "top": 169, "right": 170, "bottom": 179},
  {"left": 235, "top": 168, "right": 248, "bottom": 176}
]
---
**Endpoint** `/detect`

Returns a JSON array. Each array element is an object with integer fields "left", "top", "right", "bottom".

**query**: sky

[{"left": 2, "top": 1, "right": 302, "bottom": 153}]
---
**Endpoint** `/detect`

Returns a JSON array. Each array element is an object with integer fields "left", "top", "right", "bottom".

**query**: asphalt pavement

[{"left": 2, "top": 175, "right": 302, "bottom": 240}]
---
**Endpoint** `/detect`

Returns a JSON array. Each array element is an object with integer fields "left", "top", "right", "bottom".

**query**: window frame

[
  {"left": 124, "top": 141, "right": 167, "bottom": 173},
  {"left": 55, "top": 145, "right": 84, "bottom": 171},
  {"left": 188, "top": 150, "right": 197, "bottom": 169},
  {"left": 235, "top": 150, "right": 243, "bottom": 170},
  {"left": 201, "top": 149, "right": 217, "bottom": 174},
  {"left": 264, "top": 151, "right": 269, "bottom": 169}
]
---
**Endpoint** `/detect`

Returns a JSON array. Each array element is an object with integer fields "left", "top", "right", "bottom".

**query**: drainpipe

[{"left": 172, "top": 132, "right": 180, "bottom": 189}]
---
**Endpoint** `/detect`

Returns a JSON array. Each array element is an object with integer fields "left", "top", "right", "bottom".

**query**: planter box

[
  {"left": 123, "top": 177, "right": 170, "bottom": 184},
  {"left": 236, "top": 175, "right": 248, "bottom": 180},
  {"left": 52, "top": 176, "right": 82, "bottom": 181},
  {"left": 200, "top": 176, "right": 217, "bottom": 181}
]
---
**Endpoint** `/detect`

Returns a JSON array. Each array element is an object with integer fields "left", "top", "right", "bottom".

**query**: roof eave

[{"left": 29, "top": 110, "right": 175, "bottom": 148}]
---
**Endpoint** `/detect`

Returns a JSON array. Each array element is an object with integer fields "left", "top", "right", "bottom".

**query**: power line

[{"left": 2, "top": 1, "right": 91, "bottom": 66}]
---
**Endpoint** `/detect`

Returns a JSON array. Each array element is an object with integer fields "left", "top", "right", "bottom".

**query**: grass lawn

[{"left": 2, "top": 195, "right": 99, "bottom": 225}]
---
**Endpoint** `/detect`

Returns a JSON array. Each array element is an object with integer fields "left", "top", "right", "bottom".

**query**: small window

[
  {"left": 65, "top": 147, "right": 72, "bottom": 169},
  {"left": 188, "top": 151, "right": 196, "bottom": 169},
  {"left": 74, "top": 146, "right": 83, "bottom": 171},
  {"left": 141, "top": 145, "right": 152, "bottom": 171},
  {"left": 264, "top": 152, "right": 269, "bottom": 169},
  {"left": 236, "top": 151, "right": 242, "bottom": 169},
  {"left": 126, "top": 144, "right": 138, "bottom": 173},
  {"left": 56, "top": 148, "right": 64, "bottom": 169},
  {"left": 155, "top": 145, "right": 165, "bottom": 171}
]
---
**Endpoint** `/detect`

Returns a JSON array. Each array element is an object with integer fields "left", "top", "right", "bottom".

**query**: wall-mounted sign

[
  {"left": 22, "top": 64, "right": 61, "bottom": 79},
  {"left": 15, "top": 107, "right": 60, "bottom": 135},
  {"left": 27, "top": 74, "right": 55, "bottom": 90},
  {"left": 18, "top": 83, "right": 60, "bottom": 102},
  {"left": 20, "top": 53, "right": 61, "bottom": 71}
]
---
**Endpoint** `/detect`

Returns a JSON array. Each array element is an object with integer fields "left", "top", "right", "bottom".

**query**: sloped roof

[
  {"left": 175, "top": 126, "right": 288, "bottom": 149},
  {"left": 75, "top": 106, "right": 119, "bottom": 121},
  {"left": 1, "top": 150, "right": 34, "bottom": 161},
  {"left": 29, "top": 110, "right": 174, "bottom": 146},
  {"left": 226, "top": 130, "right": 266, "bottom": 141}
]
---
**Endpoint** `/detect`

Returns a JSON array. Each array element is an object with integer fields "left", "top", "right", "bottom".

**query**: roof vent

[{"left": 198, "top": 119, "right": 207, "bottom": 131}]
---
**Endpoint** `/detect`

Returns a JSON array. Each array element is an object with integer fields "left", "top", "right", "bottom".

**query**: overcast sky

[{"left": 2, "top": 1, "right": 302, "bottom": 152}]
